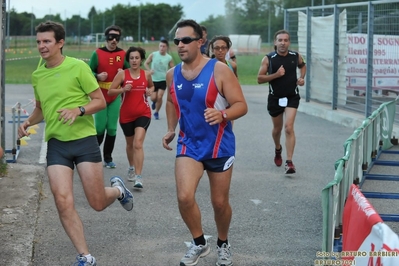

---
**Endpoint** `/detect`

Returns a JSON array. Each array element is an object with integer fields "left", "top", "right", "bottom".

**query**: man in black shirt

[{"left": 257, "top": 29, "right": 306, "bottom": 174}]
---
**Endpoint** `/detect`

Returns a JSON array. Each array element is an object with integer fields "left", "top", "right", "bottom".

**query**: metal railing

[{"left": 321, "top": 96, "right": 398, "bottom": 253}]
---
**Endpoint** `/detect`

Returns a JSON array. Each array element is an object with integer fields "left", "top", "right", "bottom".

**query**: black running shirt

[{"left": 267, "top": 50, "right": 301, "bottom": 98}]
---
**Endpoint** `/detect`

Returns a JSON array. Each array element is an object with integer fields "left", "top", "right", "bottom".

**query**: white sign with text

[{"left": 346, "top": 33, "right": 399, "bottom": 90}]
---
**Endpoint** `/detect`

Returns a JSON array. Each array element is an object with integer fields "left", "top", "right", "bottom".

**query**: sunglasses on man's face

[
  {"left": 173, "top": 37, "right": 200, "bottom": 45},
  {"left": 107, "top": 34, "right": 120, "bottom": 42}
]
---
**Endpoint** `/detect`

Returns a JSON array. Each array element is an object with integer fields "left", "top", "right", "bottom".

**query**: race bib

[{"left": 279, "top": 97, "right": 288, "bottom": 107}]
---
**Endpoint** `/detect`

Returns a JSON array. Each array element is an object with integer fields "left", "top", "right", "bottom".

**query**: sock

[
  {"left": 193, "top": 234, "right": 206, "bottom": 246},
  {"left": 83, "top": 254, "right": 93, "bottom": 263},
  {"left": 115, "top": 186, "right": 123, "bottom": 199},
  {"left": 276, "top": 146, "right": 282, "bottom": 151},
  {"left": 129, "top": 166, "right": 135, "bottom": 170},
  {"left": 286, "top": 160, "right": 292, "bottom": 163},
  {"left": 217, "top": 238, "right": 228, "bottom": 248}
]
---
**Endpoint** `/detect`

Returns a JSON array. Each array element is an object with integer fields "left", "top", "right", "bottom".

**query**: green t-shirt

[
  {"left": 151, "top": 51, "right": 172, "bottom": 82},
  {"left": 32, "top": 56, "right": 99, "bottom": 142}
]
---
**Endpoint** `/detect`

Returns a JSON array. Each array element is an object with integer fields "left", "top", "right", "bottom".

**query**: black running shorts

[
  {"left": 46, "top": 136, "right": 102, "bottom": 169},
  {"left": 120, "top": 116, "right": 151, "bottom": 137},
  {"left": 153, "top": 81, "right": 167, "bottom": 92},
  {"left": 267, "top": 94, "right": 301, "bottom": 117}
]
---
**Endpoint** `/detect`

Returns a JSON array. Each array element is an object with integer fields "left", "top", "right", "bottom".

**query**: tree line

[{"left": 7, "top": 0, "right": 371, "bottom": 44}]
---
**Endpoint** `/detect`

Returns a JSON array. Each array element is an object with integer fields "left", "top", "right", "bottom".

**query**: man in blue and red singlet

[{"left": 162, "top": 19, "right": 247, "bottom": 266}]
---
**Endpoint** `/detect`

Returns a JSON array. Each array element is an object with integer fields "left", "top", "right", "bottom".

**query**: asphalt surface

[{"left": 0, "top": 84, "right": 391, "bottom": 266}]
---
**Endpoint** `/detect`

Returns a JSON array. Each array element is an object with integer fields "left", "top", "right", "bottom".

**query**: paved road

[{"left": 1, "top": 84, "right": 356, "bottom": 266}]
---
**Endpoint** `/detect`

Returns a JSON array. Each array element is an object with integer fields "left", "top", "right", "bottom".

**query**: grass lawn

[{"left": 5, "top": 43, "right": 271, "bottom": 85}]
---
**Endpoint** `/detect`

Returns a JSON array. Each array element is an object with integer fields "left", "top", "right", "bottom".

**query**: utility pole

[
  {"left": 267, "top": 0, "right": 273, "bottom": 44},
  {"left": 268, "top": 2, "right": 271, "bottom": 44},
  {"left": 138, "top": 1, "right": 141, "bottom": 43},
  {"left": 64, "top": 10, "right": 67, "bottom": 39},
  {"left": 31, "top": 7, "right": 33, "bottom": 48},
  {"left": 7, "top": 0, "right": 10, "bottom": 49}
]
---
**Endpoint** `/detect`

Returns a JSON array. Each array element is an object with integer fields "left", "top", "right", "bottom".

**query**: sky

[{"left": 10, "top": 0, "right": 225, "bottom": 23}]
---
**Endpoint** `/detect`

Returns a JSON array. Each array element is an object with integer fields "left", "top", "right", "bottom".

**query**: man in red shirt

[{"left": 89, "top": 25, "right": 129, "bottom": 169}]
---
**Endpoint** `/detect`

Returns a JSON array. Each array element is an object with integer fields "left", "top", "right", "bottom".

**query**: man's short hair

[
  {"left": 160, "top": 39, "right": 169, "bottom": 47},
  {"left": 35, "top": 21, "right": 65, "bottom": 42},
  {"left": 104, "top": 25, "right": 122, "bottom": 36},
  {"left": 176, "top": 20, "right": 203, "bottom": 39}
]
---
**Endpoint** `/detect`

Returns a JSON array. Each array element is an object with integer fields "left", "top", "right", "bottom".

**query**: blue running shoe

[
  {"left": 74, "top": 254, "right": 96, "bottom": 266},
  {"left": 151, "top": 101, "right": 156, "bottom": 110},
  {"left": 104, "top": 161, "right": 116, "bottom": 169},
  {"left": 154, "top": 112, "right": 159, "bottom": 120},
  {"left": 110, "top": 176, "right": 134, "bottom": 211}
]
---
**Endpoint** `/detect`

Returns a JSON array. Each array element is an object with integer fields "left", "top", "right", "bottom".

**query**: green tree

[{"left": 7, "top": 2, "right": 183, "bottom": 40}]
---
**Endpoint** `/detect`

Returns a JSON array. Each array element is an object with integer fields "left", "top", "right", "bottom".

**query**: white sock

[
  {"left": 129, "top": 166, "right": 135, "bottom": 170},
  {"left": 115, "top": 186, "right": 123, "bottom": 199},
  {"left": 84, "top": 254, "right": 93, "bottom": 262}
]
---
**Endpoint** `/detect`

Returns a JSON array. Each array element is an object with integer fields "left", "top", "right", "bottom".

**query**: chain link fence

[{"left": 285, "top": 0, "right": 399, "bottom": 125}]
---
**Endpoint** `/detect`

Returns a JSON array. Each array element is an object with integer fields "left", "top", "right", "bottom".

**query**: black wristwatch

[{"left": 78, "top": 106, "right": 85, "bottom": 116}]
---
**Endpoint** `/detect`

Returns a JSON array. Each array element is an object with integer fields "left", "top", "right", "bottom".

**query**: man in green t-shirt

[
  {"left": 144, "top": 39, "right": 174, "bottom": 120},
  {"left": 18, "top": 21, "right": 134, "bottom": 266}
]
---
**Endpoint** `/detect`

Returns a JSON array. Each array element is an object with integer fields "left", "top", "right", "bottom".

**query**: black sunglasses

[
  {"left": 173, "top": 37, "right": 200, "bottom": 45},
  {"left": 106, "top": 34, "right": 120, "bottom": 41}
]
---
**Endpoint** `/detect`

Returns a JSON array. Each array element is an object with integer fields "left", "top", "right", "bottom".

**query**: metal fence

[{"left": 284, "top": 0, "right": 399, "bottom": 126}]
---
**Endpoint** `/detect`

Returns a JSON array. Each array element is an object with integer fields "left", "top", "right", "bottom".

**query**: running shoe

[
  {"left": 73, "top": 254, "right": 97, "bottom": 266},
  {"left": 216, "top": 243, "right": 233, "bottom": 266},
  {"left": 285, "top": 160, "right": 296, "bottom": 174},
  {"left": 104, "top": 161, "right": 116, "bottom": 169},
  {"left": 134, "top": 175, "right": 143, "bottom": 189},
  {"left": 274, "top": 146, "right": 282, "bottom": 167},
  {"left": 154, "top": 112, "right": 159, "bottom": 120},
  {"left": 151, "top": 101, "right": 156, "bottom": 110},
  {"left": 180, "top": 240, "right": 210, "bottom": 266},
  {"left": 127, "top": 167, "right": 135, "bottom": 182},
  {"left": 110, "top": 176, "right": 134, "bottom": 211}
]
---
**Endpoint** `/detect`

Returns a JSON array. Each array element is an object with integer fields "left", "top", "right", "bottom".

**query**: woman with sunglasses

[
  {"left": 108, "top": 46, "right": 154, "bottom": 189},
  {"left": 89, "top": 25, "right": 130, "bottom": 170},
  {"left": 207, "top": 35, "right": 238, "bottom": 77}
]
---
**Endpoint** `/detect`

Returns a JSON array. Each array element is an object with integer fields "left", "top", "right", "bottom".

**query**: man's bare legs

[
  {"left": 155, "top": 89, "right": 165, "bottom": 114},
  {"left": 47, "top": 163, "right": 120, "bottom": 255},
  {"left": 271, "top": 113, "right": 283, "bottom": 151},
  {"left": 283, "top": 107, "right": 297, "bottom": 161},
  {"left": 271, "top": 107, "right": 298, "bottom": 173},
  {"left": 271, "top": 107, "right": 297, "bottom": 161},
  {"left": 208, "top": 167, "right": 233, "bottom": 242},
  {"left": 175, "top": 157, "right": 204, "bottom": 238},
  {"left": 175, "top": 156, "right": 234, "bottom": 265}
]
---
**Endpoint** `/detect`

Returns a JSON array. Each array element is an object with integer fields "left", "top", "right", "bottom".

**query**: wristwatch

[
  {"left": 78, "top": 106, "right": 85, "bottom": 116},
  {"left": 220, "top": 110, "right": 227, "bottom": 120}
]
